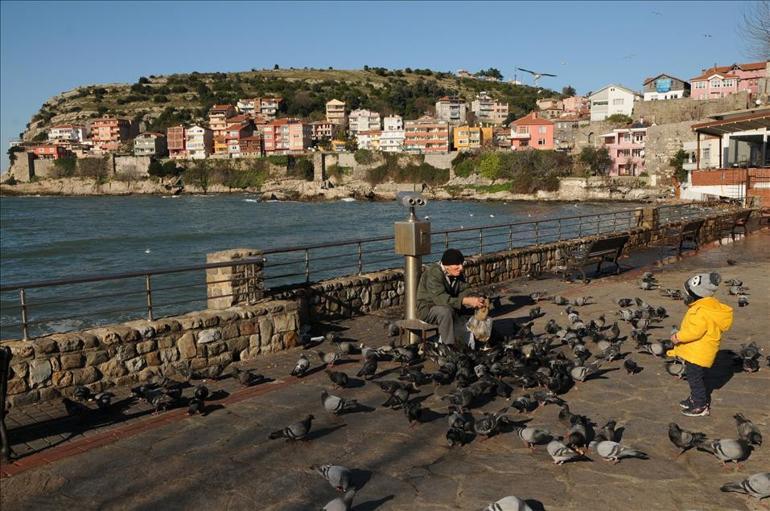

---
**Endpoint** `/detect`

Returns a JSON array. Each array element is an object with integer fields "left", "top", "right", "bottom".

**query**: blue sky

[{"left": 0, "top": 0, "right": 757, "bottom": 171}]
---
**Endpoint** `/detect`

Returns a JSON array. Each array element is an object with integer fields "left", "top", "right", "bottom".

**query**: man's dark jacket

[{"left": 416, "top": 263, "right": 472, "bottom": 319}]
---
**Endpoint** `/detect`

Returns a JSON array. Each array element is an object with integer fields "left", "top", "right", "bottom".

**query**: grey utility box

[{"left": 394, "top": 221, "right": 431, "bottom": 256}]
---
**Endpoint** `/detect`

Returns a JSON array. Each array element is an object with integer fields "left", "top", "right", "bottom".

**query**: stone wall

[
  {"left": 114, "top": 155, "right": 152, "bottom": 178},
  {"left": 634, "top": 92, "right": 750, "bottom": 125},
  {"left": 4, "top": 300, "right": 299, "bottom": 408},
  {"left": 645, "top": 121, "right": 699, "bottom": 183}
]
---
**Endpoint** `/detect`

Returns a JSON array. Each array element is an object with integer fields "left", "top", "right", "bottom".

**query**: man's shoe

[
  {"left": 679, "top": 397, "right": 693, "bottom": 409},
  {"left": 681, "top": 405, "right": 710, "bottom": 417}
]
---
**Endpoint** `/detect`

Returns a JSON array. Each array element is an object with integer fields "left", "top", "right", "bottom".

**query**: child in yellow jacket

[{"left": 669, "top": 272, "right": 733, "bottom": 417}]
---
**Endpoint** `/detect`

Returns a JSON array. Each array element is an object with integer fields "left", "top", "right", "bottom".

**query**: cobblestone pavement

[{"left": 1, "top": 232, "right": 769, "bottom": 511}]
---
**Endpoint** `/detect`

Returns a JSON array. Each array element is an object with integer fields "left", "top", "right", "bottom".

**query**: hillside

[{"left": 23, "top": 67, "right": 559, "bottom": 140}]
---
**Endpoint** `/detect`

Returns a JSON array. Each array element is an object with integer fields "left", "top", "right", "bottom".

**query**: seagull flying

[{"left": 517, "top": 67, "right": 557, "bottom": 86}]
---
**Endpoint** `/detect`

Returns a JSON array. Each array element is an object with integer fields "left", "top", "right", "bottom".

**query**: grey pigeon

[
  {"left": 312, "top": 464, "right": 352, "bottom": 492},
  {"left": 570, "top": 359, "right": 603, "bottom": 382},
  {"left": 695, "top": 438, "right": 751, "bottom": 466},
  {"left": 385, "top": 320, "right": 401, "bottom": 337},
  {"left": 590, "top": 440, "right": 648, "bottom": 463},
  {"left": 720, "top": 472, "right": 770, "bottom": 500},
  {"left": 291, "top": 353, "right": 310, "bottom": 377},
  {"left": 665, "top": 358, "right": 686, "bottom": 379},
  {"left": 473, "top": 407, "right": 510, "bottom": 439},
  {"left": 317, "top": 350, "right": 340, "bottom": 367},
  {"left": 483, "top": 496, "right": 534, "bottom": 511},
  {"left": 357, "top": 356, "right": 378, "bottom": 380},
  {"left": 321, "top": 489, "right": 356, "bottom": 511},
  {"left": 595, "top": 420, "right": 617, "bottom": 442},
  {"left": 514, "top": 426, "right": 552, "bottom": 449},
  {"left": 738, "top": 295, "right": 749, "bottom": 307},
  {"left": 668, "top": 423, "right": 706, "bottom": 456},
  {"left": 734, "top": 414, "right": 762, "bottom": 446},
  {"left": 546, "top": 438, "right": 583, "bottom": 464},
  {"left": 326, "top": 370, "right": 349, "bottom": 388},
  {"left": 321, "top": 390, "right": 358, "bottom": 415},
  {"left": 268, "top": 414, "right": 314, "bottom": 441}
]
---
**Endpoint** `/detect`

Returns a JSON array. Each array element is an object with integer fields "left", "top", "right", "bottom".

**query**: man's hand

[{"left": 463, "top": 296, "right": 486, "bottom": 309}]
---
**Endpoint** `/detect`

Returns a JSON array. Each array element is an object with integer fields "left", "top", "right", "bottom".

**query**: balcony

[{"left": 511, "top": 132, "right": 531, "bottom": 139}]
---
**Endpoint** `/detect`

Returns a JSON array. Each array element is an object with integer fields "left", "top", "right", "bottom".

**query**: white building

[
  {"left": 588, "top": 84, "right": 641, "bottom": 121},
  {"left": 356, "top": 129, "right": 381, "bottom": 150},
  {"left": 48, "top": 124, "right": 87, "bottom": 143},
  {"left": 186, "top": 125, "right": 213, "bottom": 159},
  {"left": 471, "top": 92, "right": 509, "bottom": 125},
  {"left": 348, "top": 109, "right": 381, "bottom": 136},
  {"left": 236, "top": 98, "right": 259, "bottom": 115},
  {"left": 435, "top": 96, "right": 467, "bottom": 124},
  {"left": 380, "top": 115, "right": 405, "bottom": 152}
]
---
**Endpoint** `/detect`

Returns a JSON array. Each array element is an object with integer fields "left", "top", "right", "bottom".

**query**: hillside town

[{"left": 6, "top": 60, "right": 770, "bottom": 196}]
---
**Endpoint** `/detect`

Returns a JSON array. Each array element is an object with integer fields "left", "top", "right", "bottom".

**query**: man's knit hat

[
  {"left": 684, "top": 272, "right": 721, "bottom": 299},
  {"left": 441, "top": 248, "right": 465, "bottom": 266}
]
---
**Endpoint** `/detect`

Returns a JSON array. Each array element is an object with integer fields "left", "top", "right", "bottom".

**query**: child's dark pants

[{"left": 685, "top": 361, "right": 709, "bottom": 407}]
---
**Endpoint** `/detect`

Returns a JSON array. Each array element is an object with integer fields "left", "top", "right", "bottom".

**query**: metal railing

[{"left": 0, "top": 203, "right": 726, "bottom": 341}]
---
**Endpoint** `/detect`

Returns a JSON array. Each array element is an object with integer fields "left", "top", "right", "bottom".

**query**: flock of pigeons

[{"left": 63, "top": 270, "right": 768, "bottom": 510}]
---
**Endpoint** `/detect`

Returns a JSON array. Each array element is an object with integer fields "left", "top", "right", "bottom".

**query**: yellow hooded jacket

[{"left": 667, "top": 296, "right": 733, "bottom": 367}]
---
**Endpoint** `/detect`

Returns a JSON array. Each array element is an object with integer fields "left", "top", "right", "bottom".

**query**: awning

[{"left": 691, "top": 108, "right": 770, "bottom": 136}]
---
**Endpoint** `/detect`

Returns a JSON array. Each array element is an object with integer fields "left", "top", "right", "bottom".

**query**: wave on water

[
  {"left": 243, "top": 199, "right": 259, "bottom": 203},
  {"left": 339, "top": 197, "right": 356, "bottom": 202}
]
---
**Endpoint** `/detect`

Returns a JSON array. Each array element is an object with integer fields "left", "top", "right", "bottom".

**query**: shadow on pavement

[
  {"left": 355, "top": 494, "right": 395, "bottom": 511},
  {"left": 307, "top": 423, "right": 347, "bottom": 441}
]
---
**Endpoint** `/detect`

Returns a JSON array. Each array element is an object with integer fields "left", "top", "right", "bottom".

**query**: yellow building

[
  {"left": 213, "top": 136, "right": 229, "bottom": 155},
  {"left": 452, "top": 125, "right": 493, "bottom": 151}
]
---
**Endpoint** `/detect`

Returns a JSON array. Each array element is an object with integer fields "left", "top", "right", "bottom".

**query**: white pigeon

[
  {"left": 322, "top": 489, "right": 356, "bottom": 511},
  {"left": 547, "top": 439, "right": 582, "bottom": 464},
  {"left": 483, "top": 495, "right": 534, "bottom": 511},
  {"left": 590, "top": 440, "right": 648, "bottom": 463}
]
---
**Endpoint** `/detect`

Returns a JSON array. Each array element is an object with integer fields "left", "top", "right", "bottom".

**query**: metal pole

[
  {"left": 535, "top": 222, "right": 540, "bottom": 244},
  {"left": 357, "top": 242, "right": 363, "bottom": 274},
  {"left": 479, "top": 228, "right": 484, "bottom": 254},
  {"left": 508, "top": 224, "right": 513, "bottom": 250},
  {"left": 19, "top": 289, "right": 29, "bottom": 340},
  {"left": 404, "top": 254, "right": 421, "bottom": 344},
  {"left": 145, "top": 274, "right": 154, "bottom": 321},
  {"left": 304, "top": 249, "right": 310, "bottom": 283}
]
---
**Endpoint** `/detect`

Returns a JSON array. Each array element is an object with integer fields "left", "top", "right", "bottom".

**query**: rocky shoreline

[{"left": 0, "top": 176, "right": 666, "bottom": 203}]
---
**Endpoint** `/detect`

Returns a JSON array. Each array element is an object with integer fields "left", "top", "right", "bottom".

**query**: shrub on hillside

[
  {"left": 354, "top": 149, "right": 375, "bottom": 165},
  {"left": 288, "top": 158, "right": 314, "bottom": 181},
  {"left": 267, "top": 155, "right": 289, "bottom": 167},
  {"left": 53, "top": 157, "right": 77, "bottom": 178}
]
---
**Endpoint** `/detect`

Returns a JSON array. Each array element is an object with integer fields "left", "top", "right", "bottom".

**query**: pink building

[
  {"left": 561, "top": 96, "right": 589, "bottom": 117},
  {"left": 510, "top": 112, "right": 554, "bottom": 151},
  {"left": 690, "top": 61, "right": 767, "bottom": 100},
  {"left": 262, "top": 118, "right": 311, "bottom": 154},
  {"left": 601, "top": 126, "right": 647, "bottom": 176}
]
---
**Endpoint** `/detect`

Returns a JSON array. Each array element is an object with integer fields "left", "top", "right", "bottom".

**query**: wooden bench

[
  {"left": 759, "top": 208, "right": 770, "bottom": 226},
  {"left": 395, "top": 319, "right": 439, "bottom": 346},
  {"left": 720, "top": 210, "right": 752, "bottom": 241},
  {"left": 556, "top": 234, "right": 630, "bottom": 283},
  {"left": 675, "top": 219, "right": 705, "bottom": 256},
  {"left": 0, "top": 346, "right": 12, "bottom": 461}
]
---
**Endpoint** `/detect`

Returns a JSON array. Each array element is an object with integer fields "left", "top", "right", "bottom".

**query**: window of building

[
  {"left": 538, "top": 126, "right": 547, "bottom": 134},
  {"left": 710, "top": 79, "right": 720, "bottom": 88},
  {"left": 613, "top": 98, "right": 625, "bottom": 105},
  {"left": 723, "top": 79, "right": 734, "bottom": 87},
  {"left": 538, "top": 138, "right": 546, "bottom": 145}
]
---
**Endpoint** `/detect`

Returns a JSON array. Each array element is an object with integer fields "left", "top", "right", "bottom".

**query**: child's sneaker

[
  {"left": 681, "top": 404, "right": 710, "bottom": 417},
  {"left": 679, "top": 397, "right": 693, "bottom": 409}
]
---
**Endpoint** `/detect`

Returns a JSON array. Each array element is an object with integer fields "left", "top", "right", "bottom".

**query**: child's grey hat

[{"left": 684, "top": 272, "right": 721, "bottom": 299}]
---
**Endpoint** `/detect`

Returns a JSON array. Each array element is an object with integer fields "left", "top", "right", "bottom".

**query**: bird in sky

[
  {"left": 517, "top": 67, "right": 556, "bottom": 87},
  {"left": 652, "top": 10, "right": 663, "bottom": 15},
  {"left": 703, "top": 34, "right": 713, "bottom": 38}
]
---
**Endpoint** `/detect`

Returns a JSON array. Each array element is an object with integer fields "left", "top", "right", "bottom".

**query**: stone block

[
  {"left": 177, "top": 315, "right": 203, "bottom": 330},
  {"left": 60, "top": 353, "right": 85, "bottom": 370},
  {"left": 98, "top": 359, "right": 127, "bottom": 379},
  {"left": 239, "top": 319, "right": 258, "bottom": 336},
  {"left": 283, "top": 331, "right": 298, "bottom": 349},
  {"left": 159, "top": 347, "right": 179, "bottom": 364},
  {"left": 197, "top": 328, "right": 222, "bottom": 344},
  {"left": 207, "top": 341, "right": 227, "bottom": 356},
  {"left": 113, "top": 374, "right": 139, "bottom": 387},
  {"left": 29, "top": 358, "right": 52, "bottom": 387},
  {"left": 271, "top": 333, "right": 283, "bottom": 352},
  {"left": 7, "top": 377, "right": 28, "bottom": 395},
  {"left": 221, "top": 323, "right": 239, "bottom": 340},
  {"left": 52, "top": 370, "right": 73, "bottom": 387},
  {"left": 208, "top": 352, "right": 233, "bottom": 366},
  {"left": 56, "top": 334, "right": 84, "bottom": 353},
  {"left": 177, "top": 332, "right": 197, "bottom": 359},
  {"left": 258, "top": 318, "right": 273, "bottom": 345},
  {"left": 136, "top": 340, "right": 156, "bottom": 354},
  {"left": 190, "top": 357, "right": 208, "bottom": 370},
  {"left": 11, "top": 390, "right": 40, "bottom": 407},
  {"left": 125, "top": 356, "right": 146, "bottom": 373},
  {"left": 226, "top": 336, "right": 249, "bottom": 354},
  {"left": 9, "top": 362, "right": 28, "bottom": 380},
  {"left": 145, "top": 351, "right": 161, "bottom": 367},
  {"left": 157, "top": 336, "right": 175, "bottom": 349},
  {"left": 86, "top": 350, "right": 110, "bottom": 367},
  {"left": 39, "top": 386, "right": 62, "bottom": 402},
  {"left": 35, "top": 338, "right": 59, "bottom": 355},
  {"left": 80, "top": 332, "right": 100, "bottom": 349},
  {"left": 7, "top": 340, "right": 34, "bottom": 360},
  {"left": 249, "top": 334, "right": 261, "bottom": 349},
  {"left": 138, "top": 367, "right": 161, "bottom": 382},
  {"left": 71, "top": 366, "right": 100, "bottom": 386},
  {"left": 114, "top": 344, "right": 137, "bottom": 362}
]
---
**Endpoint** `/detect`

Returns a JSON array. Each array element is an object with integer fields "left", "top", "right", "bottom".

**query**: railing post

[
  {"left": 557, "top": 219, "right": 562, "bottom": 240},
  {"left": 479, "top": 228, "right": 484, "bottom": 254},
  {"left": 304, "top": 249, "right": 311, "bottom": 283},
  {"left": 508, "top": 224, "right": 513, "bottom": 250},
  {"left": 578, "top": 216, "right": 583, "bottom": 237},
  {"left": 145, "top": 274, "right": 154, "bottom": 321},
  {"left": 19, "top": 288, "right": 29, "bottom": 341},
  {"left": 444, "top": 232, "right": 449, "bottom": 250},
  {"left": 357, "top": 242, "right": 363, "bottom": 274},
  {"left": 535, "top": 222, "right": 540, "bottom": 244},
  {"left": 596, "top": 215, "right": 601, "bottom": 235}
]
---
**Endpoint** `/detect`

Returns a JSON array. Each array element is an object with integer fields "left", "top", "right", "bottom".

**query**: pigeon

[
  {"left": 187, "top": 397, "right": 205, "bottom": 415},
  {"left": 321, "top": 489, "right": 356, "bottom": 511},
  {"left": 194, "top": 384, "right": 209, "bottom": 401},
  {"left": 382, "top": 387, "right": 410, "bottom": 409},
  {"left": 268, "top": 415, "right": 314, "bottom": 441},
  {"left": 324, "top": 331, "right": 340, "bottom": 344},
  {"left": 624, "top": 359, "right": 641, "bottom": 374},
  {"left": 231, "top": 367, "right": 266, "bottom": 387},
  {"left": 639, "top": 280, "right": 658, "bottom": 290},
  {"left": 312, "top": 464, "right": 352, "bottom": 492},
  {"left": 326, "top": 370, "right": 349, "bottom": 388},
  {"left": 511, "top": 394, "right": 536, "bottom": 413},
  {"left": 695, "top": 438, "right": 751, "bottom": 466},
  {"left": 291, "top": 353, "right": 310, "bottom": 377},
  {"left": 528, "top": 306, "right": 542, "bottom": 320},
  {"left": 357, "top": 356, "right": 378, "bottom": 380},
  {"left": 725, "top": 279, "right": 743, "bottom": 286},
  {"left": 73, "top": 385, "right": 94, "bottom": 402},
  {"left": 558, "top": 404, "right": 579, "bottom": 426},
  {"left": 385, "top": 321, "right": 401, "bottom": 337},
  {"left": 483, "top": 496, "right": 534, "bottom": 511},
  {"left": 729, "top": 285, "right": 749, "bottom": 295},
  {"left": 446, "top": 426, "right": 474, "bottom": 447},
  {"left": 404, "top": 399, "right": 424, "bottom": 426},
  {"left": 590, "top": 440, "right": 648, "bottom": 463},
  {"left": 62, "top": 397, "right": 90, "bottom": 416},
  {"left": 473, "top": 407, "right": 510, "bottom": 439},
  {"left": 616, "top": 298, "right": 634, "bottom": 308},
  {"left": 668, "top": 423, "right": 707, "bottom": 456},
  {"left": 552, "top": 295, "right": 569, "bottom": 306},
  {"left": 738, "top": 295, "right": 749, "bottom": 307},
  {"left": 595, "top": 420, "right": 617, "bottom": 443},
  {"left": 566, "top": 417, "right": 589, "bottom": 452},
  {"left": 720, "top": 472, "right": 770, "bottom": 500},
  {"left": 94, "top": 392, "right": 114, "bottom": 411},
  {"left": 570, "top": 296, "right": 592, "bottom": 307},
  {"left": 665, "top": 359, "right": 686, "bottom": 379},
  {"left": 514, "top": 426, "right": 552, "bottom": 449},
  {"left": 317, "top": 350, "right": 340, "bottom": 368},
  {"left": 570, "top": 359, "right": 603, "bottom": 382},
  {"left": 734, "top": 414, "right": 762, "bottom": 447},
  {"left": 546, "top": 438, "right": 584, "bottom": 464},
  {"left": 321, "top": 390, "right": 359, "bottom": 415}
]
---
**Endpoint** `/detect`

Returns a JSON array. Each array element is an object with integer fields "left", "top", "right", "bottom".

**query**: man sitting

[{"left": 416, "top": 248, "right": 486, "bottom": 347}]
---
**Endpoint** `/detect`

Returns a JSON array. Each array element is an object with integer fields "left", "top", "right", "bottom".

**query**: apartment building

[
  {"left": 186, "top": 125, "right": 213, "bottom": 159},
  {"left": 209, "top": 104, "right": 236, "bottom": 139},
  {"left": 601, "top": 126, "right": 647, "bottom": 176},
  {"left": 166, "top": 125, "right": 186, "bottom": 159},
  {"left": 471, "top": 92, "right": 509, "bottom": 125},
  {"left": 133, "top": 132, "right": 168, "bottom": 157},
  {"left": 453, "top": 125, "right": 493, "bottom": 151},
  {"left": 325, "top": 99, "right": 347, "bottom": 125},
  {"left": 642, "top": 74, "right": 691, "bottom": 101},
  {"left": 309, "top": 120, "right": 335, "bottom": 141},
  {"left": 510, "top": 112, "right": 554, "bottom": 151},
  {"left": 380, "top": 115, "right": 405, "bottom": 152},
  {"left": 435, "top": 96, "right": 467, "bottom": 124},
  {"left": 89, "top": 117, "right": 131, "bottom": 152},
  {"left": 262, "top": 118, "right": 311, "bottom": 154},
  {"left": 32, "top": 144, "right": 73, "bottom": 160},
  {"left": 690, "top": 61, "right": 768, "bottom": 100},
  {"left": 48, "top": 124, "right": 87, "bottom": 143},
  {"left": 348, "top": 109, "right": 381, "bottom": 136},
  {"left": 356, "top": 129, "right": 381, "bottom": 150},
  {"left": 226, "top": 121, "right": 255, "bottom": 158},
  {"left": 259, "top": 96, "right": 283, "bottom": 119},
  {"left": 536, "top": 98, "right": 564, "bottom": 120},
  {"left": 404, "top": 116, "right": 450, "bottom": 154},
  {"left": 589, "top": 85, "right": 640, "bottom": 121},
  {"left": 239, "top": 135, "right": 263, "bottom": 157},
  {"left": 561, "top": 96, "right": 590, "bottom": 118}
]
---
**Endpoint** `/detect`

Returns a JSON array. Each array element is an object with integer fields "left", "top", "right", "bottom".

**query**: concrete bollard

[{"left": 206, "top": 248, "right": 264, "bottom": 310}]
